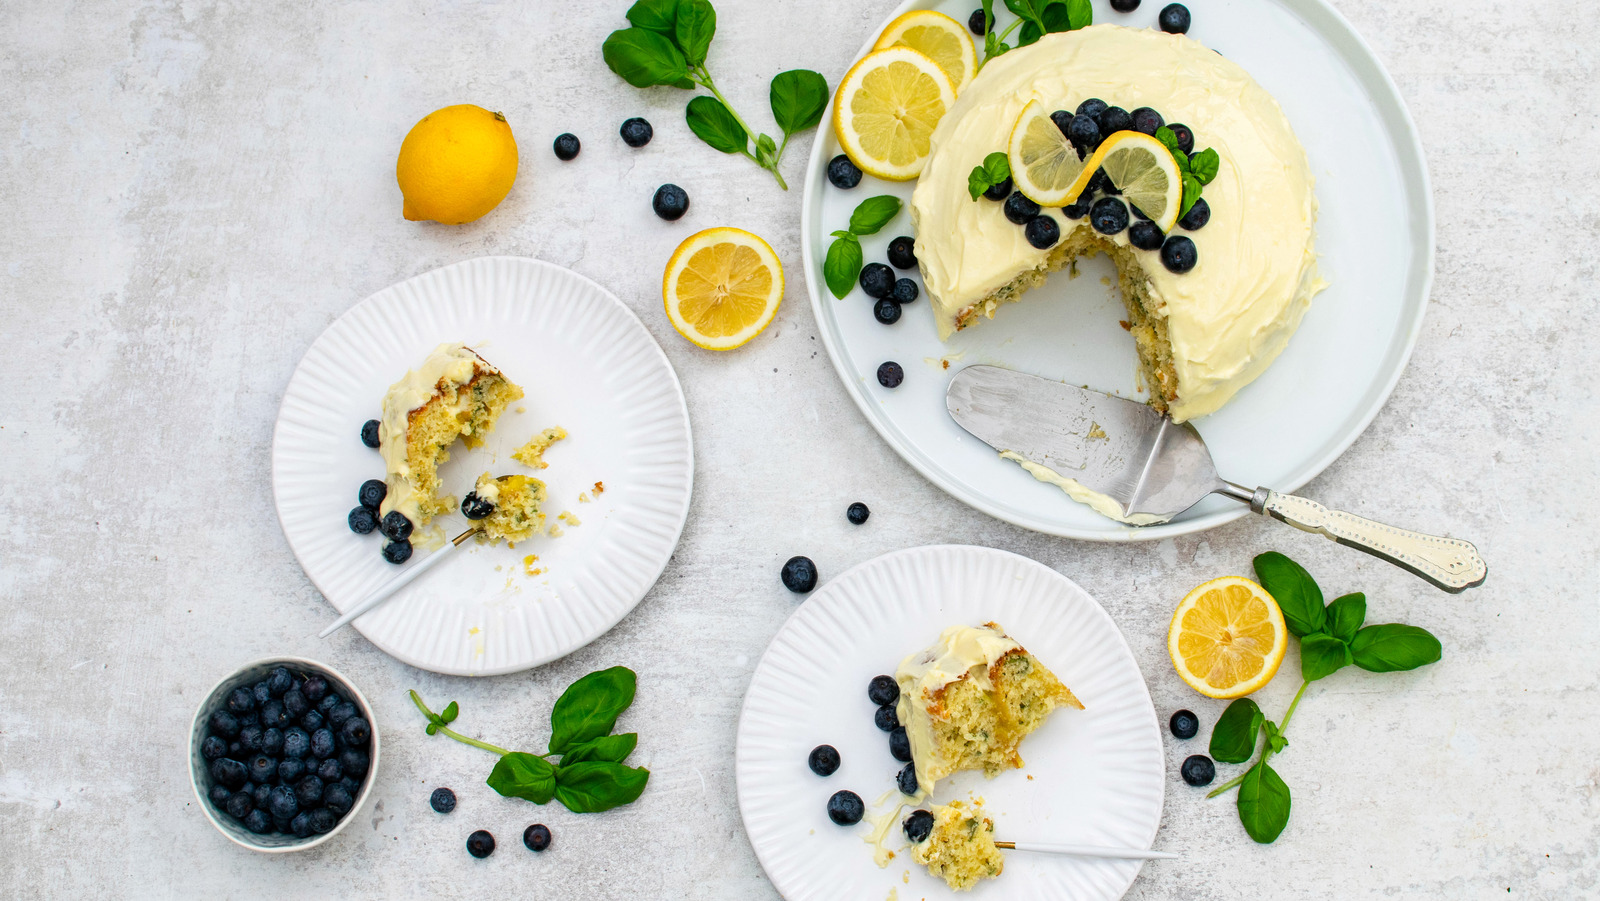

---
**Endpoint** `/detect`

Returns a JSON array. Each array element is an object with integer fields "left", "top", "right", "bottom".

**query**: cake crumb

[
  {"left": 547, "top": 523, "right": 565, "bottom": 538},
  {"left": 522, "top": 553, "right": 540, "bottom": 576},
  {"left": 592, "top": 481, "right": 605, "bottom": 495},
  {"left": 1086, "top": 422, "right": 1107, "bottom": 440},
  {"left": 1119, "top": 320, "right": 1132, "bottom": 331},
  {"left": 558, "top": 511, "right": 582, "bottom": 527},
  {"left": 515, "top": 406, "right": 526, "bottom": 414},
  {"left": 578, "top": 491, "right": 592, "bottom": 503},
  {"left": 1100, "top": 275, "right": 1112, "bottom": 286},
  {"left": 468, "top": 627, "right": 480, "bottom": 635},
  {"left": 513, "top": 426, "right": 568, "bottom": 469}
]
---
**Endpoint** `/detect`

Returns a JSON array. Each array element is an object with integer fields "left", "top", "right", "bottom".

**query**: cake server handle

[
  {"left": 1224, "top": 485, "right": 1487, "bottom": 593},
  {"left": 317, "top": 527, "right": 478, "bottom": 638},
  {"left": 995, "top": 841, "right": 1179, "bottom": 860}
]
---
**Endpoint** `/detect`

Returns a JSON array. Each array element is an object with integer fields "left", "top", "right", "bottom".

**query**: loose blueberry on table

[
  {"left": 876, "top": 361, "right": 904, "bottom": 389},
  {"left": 903, "top": 808, "right": 935, "bottom": 842},
  {"left": 1169, "top": 709, "right": 1199, "bottom": 740},
  {"left": 780, "top": 555, "right": 818, "bottom": 593},
  {"left": 873, "top": 297, "right": 901, "bottom": 325},
  {"left": 886, "top": 235, "right": 917, "bottom": 270},
  {"left": 619, "top": 117, "right": 653, "bottom": 148},
  {"left": 523, "top": 823, "right": 553, "bottom": 852},
  {"left": 808, "top": 744, "right": 841, "bottom": 777},
  {"left": 1181, "top": 754, "right": 1215, "bottom": 786},
  {"left": 652, "top": 184, "right": 690, "bottom": 221},
  {"left": 1159, "top": 3, "right": 1192, "bottom": 34},
  {"left": 360, "top": 419, "right": 380, "bottom": 448},
  {"left": 826, "top": 154, "right": 863, "bottom": 190},
  {"left": 467, "top": 829, "right": 496, "bottom": 858},
  {"left": 552, "top": 133, "right": 581, "bottom": 161},
  {"left": 846, "top": 502, "right": 871, "bottom": 525},
  {"left": 827, "top": 790, "right": 865, "bottom": 826}
]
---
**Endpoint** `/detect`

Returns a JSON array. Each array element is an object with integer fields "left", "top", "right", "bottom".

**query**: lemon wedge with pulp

[
  {"left": 1168, "top": 576, "right": 1288, "bottom": 699},
  {"left": 1007, "top": 100, "right": 1093, "bottom": 207},
  {"left": 833, "top": 46, "right": 957, "bottom": 181},
  {"left": 663, "top": 228, "right": 784, "bottom": 350},
  {"left": 1081, "top": 130, "right": 1185, "bottom": 232},
  {"left": 873, "top": 10, "right": 977, "bottom": 94}
]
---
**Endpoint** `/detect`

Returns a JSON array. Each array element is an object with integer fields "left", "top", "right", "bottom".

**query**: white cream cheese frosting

[
  {"left": 377, "top": 342, "right": 496, "bottom": 523},
  {"left": 911, "top": 24, "right": 1326, "bottom": 422},
  {"left": 894, "top": 624, "right": 1020, "bottom": 794},
  {"left": 998, "top": 450, "right": 1172, "bottom": 525}
]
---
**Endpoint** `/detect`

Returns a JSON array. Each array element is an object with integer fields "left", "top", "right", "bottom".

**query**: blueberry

[
  {"left": 1098, "top": 106, "right": 1133, "bottom": 136},
  {"left": 552, "top": 133, "right": 580, "bottom": 161},
  {"left": 266, "top": 667, "right": 292, "bottom": 696},
  {"left": 1129, "top": 203, "right": 1150, "bottom": 221},
  {"left": 227, "top": 687, "right": 256, "bottom": 715},
  {"left": 238, "top": 709, "right": 261, "bottom": 726},
  {"left": 229, "top": 742, "right": 241, "bottom": 755},
  {"left": 243, "top": 808, "right": 272, "bottom": 834},
  {"left": 202, "top": 736, "right": 229, "bottom": 760},
  {"left": 652, "top": 184, "right": 689, "bottom": 221},
  {"left": 1003, "top": 190, "right": 1040, "bottom": 225},
  {"left": 430, "top": 787, "right": 457, "bottom": 814},
  {"left": 982, "top": 176, "right": 1013, "bottom": 202},
  {"left": 1111, "top": 0, "right": 1140, "bottom": 10},
  {"left": 382, "top": 539, "right": 413, "bottom": 564},
  {"left": 1179, "top": 197, "right": 1210, "bottom": 231},
  {"left": 827, "top": 790, "right": 865, "bottom": 826},
  {"left": 360, "top": 419, "right": 381, "bottom": 448},
  {"left": 1161, "top": 235, "right": 1199, "bottom": 273},
  {"left": 873, "top": 297, "right": 901, "bottom": 325},
  {"left": 461, "top": 492, "right": 495, "bottom": 520},
  {"left": 348, "top": 506, "right": 378, "bottom": 534},
  {"left": 967, "top": 7, "right": 990, "bottom": 34},
  {"left": 868, "top": 675, "right": 899, "bottom": 707},
  {"left": 780, "top": 556, "right": 818, "bottom": 593},
  {"left": 808, "top": 745, "right": 841, "bottom": 777},
  {"left": 1168, "top": 122, "right": 1195, "bottom": 154},
  {"left": 1076, "top": 97, "right": 1109, "bottom": 120},
  {"left": 1049, "top": 109, "right": 1075, "bottom": 139},
  {"left": 249, "top": 754, "right": 278, "bottom": 784},
  {"left": 1181, "top": 754, "right": 1215, "bottom": 786},
  {"left": 1086, "top": 167, "right": 1119, "bottom": 196},
  {"left": 300, "top": 711, "right": 325, "bottom": 733},
  {"left": 311, "top": 728, "right": 337, "bottom": 759},
  {"left": 876, "top": 361, "right": 904, "bottom": 389},
  {"left": 889, "top": 727, "right": 912, "bottom": 762},
  {"left": 357, "top": 479, "right": 386, "bottom": 511},
  {"left": 1067, "top": 114, "right": 1102, "bottom": 153},
  {"left": 891, "top": 763, "right": 917, "bottom": 797},
  {"left": 290, "top": 812, "right": 313, "bottom": 838},
  {"left": 1062, "top": 194, "right": 1093, "bottom": 219},
  {"left": 339, "top": 717, "right": 371, "bottom": 749},
  {"left": 259, "top": 727, "right": 284, "bottom": 756},
  {"left": 523, "top": 823, "right": 553, "bottom": 852},
  {"left": 467, "top": 829, "right": 496, "bottom": 859},
  {"left": 1091, "top": 197, "right": 1130, "bottom": 235},
  {"left": 277, "top": 756, "right": 306, "bottom": 784},
  {"left": 209, "top": 710, "right": 241, "bottom": 739},
  {"left": 267, "top": 785, "right": 299, "bottom": 820},
  {"left": 282, "top": 727, "right": 311, "bottom": 759},
  {"left": 301, "top": 676, "right": 328, "bottom": 704},
  {"left": 827, "top": 154, "right": 863, "bottom": 190},
  {"left": 309, "top": 807, "right": 336, "bottom": 834},
  {"left": 339, "top": 776, "right": 360, "bottom": 794},
  {"left": 1159, "top": 3, "right": 1191, "bottom": 34},
  {"left": 903, "top": 809, "right": 935, "bottom": 843},
  {"left": 260, "top": 699, "right": 289, "bottom": 730},
  {"left": 1129, "top": 220, "right": 1165, "bottom": 251},
  {"left": 324, "top": 783, "right": 354, "bottom": 815},
  {"left": 225, "top": 791, "right": 254, "bottom": 820},
  {"left": 886, "top": 235, "right": 917, "bottom": 270},
  {"left": 283, "top": 689, "right": 309, "bottom": 720},
  {"left": 379, "top": 511, "right": 413, "bottom": 542},
  {"left": 252, "top": 682, "right": 271, "bottom": 706},
  {"left": 846, "top": 502, "right": 870, "bottom": 525},
  {"left": 238, "top": 725, "right": 264, "bottom": 753},
  {"left": 295, "top": 775, "right": 325, "bottom": 807},
  {"left": 619, "top": 117, "right": 653, "bottom": 148},
  {"left": 1169, "top": 709, "right": 1200, "bottom": 740},
  {"left": 208, "top": 784, "right": 232, "bottom": 807},
  {"left": 339, "top": 748, "right": 370, "bottom": 778},
  {"left": 1131, "top": 107, "right": 1165, "bottom": 136},
  {"left": 317, "top": 693, "right": 341, "bottom": 714},
  {"left": 859, "top": 262, "right": 895, "bottom": 299},
  {"left": 1025, "top": 215, "right": 1060, "bottom": 249},
  {"left": 317, "top": 758, "right": 343, "bottom": 783},
  {"left": 874, "top": 705, "right": 900, "bottom": 733}
]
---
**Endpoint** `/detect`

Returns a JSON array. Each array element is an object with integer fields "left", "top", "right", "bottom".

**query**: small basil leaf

[
  {"left": 1254, "top": 552, "right": 1326, "bottom": 638},
  {"left": 981, "top": 0, "right": 995, "bottom": 32},
  {"left": 673, "top": 0, "right": 716, "bottom": 67},
  {"left": 1179, "top": 175, "right": 1202, "bottom": 219},
  {"left": 1326, "top": 593, "right": 1367, "bottom": 644},
  {"left": 1237, "top": 760, "right": 1291, "bottom": 843},
  {"left": 1300, "top": 632, "right": 1352, "bottom": 682},
  {"left": 770, "top": 69, "right": 829, "bottom": 136},
  {"left": 487, "top": 751, "right": 557, "bottom": 804},
  {"left": 1063, "top": 0, "right": 1093, "bottom": 30},
  {"left": 1262, "top": 719, "right": 1288, "bottom": 755},
  {"left": 1190, "top": 148, "right": 1220, "bottom": 185},
  {"left": 1017, "top": 19, "right": 1042, "bottom": 46},
  {"left": 625, "top": 0, "right": 679, "bottom": 35},
  {"left": 561, "top": 733, "right": 639, "bottom": 765},
  {"left": 968, "top": 165, "right": 993, "bottom": 201},
  {"left": 824, "top": 232, "right": 863, "bottom": 300},
  {"left": 1209, "top": 698, "right": 1262, "bottom": 764},
  {"left": 1350, "top": 624, "right": 1442, "bottom": 673},
  {"left": 984, "top": 151, "right": 1010, "bottom": 182},
  {"left": 984, "top": 32, "right": 1003, "bottom": 60},
  {"left": 441, "top": 701, "right": 459, "bottom": 724},
  {"left": 425, "top": 722, "right": 439, "bottom": 736},
  {"left": 1154, "top": 126, "right": 1181, "bottom": 154},
  {"left": 602, "top": 27, "right": 690, "bottom": 89},
  {"left": 848, "top": 195, "right": 903, "bottom": 236},
  {"left": 755, "top": 133, "right": 777, "bottom": 167},
  {"left": 553, "top": 762, "right": 651, "bottom": 813},
  {"left": 548, "top": 666, "right": 638, "bottom": 755},
  {"left": 1004, "top": 0, "right": 1049, "bottom": 24},
  {"left": 685, "top": 95, "right": 748, "bottom": 154}
]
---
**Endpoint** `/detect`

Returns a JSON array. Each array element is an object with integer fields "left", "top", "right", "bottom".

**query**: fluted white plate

[
  {"left": 737, "top": 546, "right": 1164, "bottom": 901},
  {"left": 272, "top": 257, "right": 693, "bottom": 675}
]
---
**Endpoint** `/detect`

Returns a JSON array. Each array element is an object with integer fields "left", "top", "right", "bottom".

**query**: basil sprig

[
  {"left": 410, "top": 665, "right": 650, "bottom": 814},
  {"left": 1203, "top": 553, "right": 1443, "bottom": 843},
  {"left": 823, "top": 195, "right": 903, "bottom": 299},
  {"left": 1154, "top": 126, "right": 1219, "bottom": 219},
  {"left": 978, "top": 0, "right": 1092, "bottom": 67},
  {"left": 967, "top": 151, "right": 1012, "bottom": 201},
  {"left": 602, "top": 0, "right": 826, "bottom": 189}
]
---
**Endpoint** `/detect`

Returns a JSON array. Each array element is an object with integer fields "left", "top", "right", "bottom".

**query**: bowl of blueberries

[{"left": 189, "top": 657, "right": 379, "bottom": 852}]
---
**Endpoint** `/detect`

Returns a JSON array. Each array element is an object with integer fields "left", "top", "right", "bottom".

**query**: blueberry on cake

[
  {"left": 461, "top": 473, "right": 547, "bottom": 546},
  {"left": 895, "top": 623, "right": 1081, "bottom": 795},
  {"left": 904, "top": 801, "right": 1005, "bottom": 892}
]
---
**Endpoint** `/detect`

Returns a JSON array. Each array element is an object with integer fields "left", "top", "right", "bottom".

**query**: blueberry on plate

[
  {"left": 202, "top": 735, "right": 229, "bottom": 760},
  {"left": 431, "top": 787, "right": 457, "bottom": 814},
  {"left": 339, "top": 717, "right": 371, "bottom": 748},
  {"left": 780, "top": 556, "right": 818, "bottom": 593},
  {"left": 461, "top": 492, "right": 495, "bottom": 520},
  {"left": 1129, "top": 220, "right": 1165, "bottom": 251},
  {"left": 209, "top": 709, "right": 241, "bottom": 739},
  {"left": 324, "top": 783, "right": 355, "bottom": 815},
  {"left": 1181, "top": 754, "right": 1215, "bottom": 786},
  {"left": 1075, "top": 97, "right": 1108, "bottom": 120},
  {"left": 809, "top": 744, "right": 841, "bottom": 777},
  {"left": 897, "top": 762, "right": 918, "bottom": 796},
  {"left": 827, "top": 790, "right": 865, "bottom": 826},
  {"left": 379, "top": 511, "right": 413, "bottom": 542},
  {"left": 301, "top": 676, "right": 328, "bottom": 703},
  {"left": 873, "top": 297, "right": 901, "bottom": 325},
  {"left": 827, "top": 154, "right": 863, "bottom": 190},
  {"left": 358, "top": 479, "right": 386, "bottom": 510},
  {"left": 311, "top": 728, "right": 337, "bottom": 759},
  {"left": 652, "top": 184, "right": 690, "bottom": 221},
  {"left": 1159, "top": 3, "right": 1191, "bottom": 34},
  {"left": 290, "top": 812, "right": 314, "bottom": 838},
  {"left": 1091, "top": 197, "right": 1130, "bottom": 235},
  {"left": 1179, "top": 197, "right": 1210, "bottom": 231},
  {"left": 224, "top": 791, "right": 254, "bottom": 820},
  {"left": 227, "top": 687, "right": 256, "bottom": 715},
  {"left": 859, "top": 262, "right": 895, "bottom": 299},
  {"left": 889, "top": 727, "right": 912, "bottom": 762},
  {"left": 309, "top": 807, "right": 336, "bottom": 834},
  {"left": 277, "top": 756, "right": 306, "bottom": 784},
  {"left": 1025, "top": 215, "right": 1060, "bottom": 249},
  {"left": 1168, "top": 122, "right": 1195, "bottom": 154},
  {"left": 846, "top": 502, "right": 871, "bottom": 525},
  {"left": 619, "top": 117, "right": 653, "bottom": 147},
  {"left": 1169, "top": 709, "right": 1200, "bottom": 739},
  {"left": 1098, "top": 105, "right": 1133, "bottom": 136},
  {"left": 982, "top": 176, "right": 1013, "bottom": 202},
  {"left": 890, "top": 278, "right": 918, "bottom": 305},
  {"left": 347, "top": 506, "right": 377, "bottom": 534},
  {"left": 1131, "top": 107, "right": 1165, "bottom": 135},
  {"left": 382, "top": 539, "right": 413, "bottom": 564},
  {"left": 1161, "top": 235, "right": 1199, "bottom": 273},
  {"left": 903, "top": 808, "right": 935, "bottom": 842},
  {"left": 267, "top": 667, "right": 293, "bottom": 696},
  {"left": 243, "top": 808, "right": 272, "bottom": 835},
  {"left": 868, "top": 675, "right": 899, "bottom": 707},
  {"left": 524, "top": 823, "right": 553, "bottom": 852},
  {"left": 967, "top": 7, "right": 990, "bottom": 35},
  {"left": 1111, "top": 0, "right": 1140, "bottom": 10},
  {"left": 887, "top": 235, "right": 917, "bottom": 269},
  {"left": 1004, "top": 190, "right": 1040, "bottom": 225},
  {"left": 360, "top": 419, "right": 381, "bottom": 448},
  {"left": 876, "top": 361, "right": 904, "bottom": 389},
  {"left": 295, "top": 775, "right": 325, "bottom": 807},
  {"left": 874, "top": 704, "right": 900, "bottom": 733},
  {"left": 553, "top": 133, "right": 580, "bottom": 161},
  {"left": 282, "top": 727, "right": 311, "bottom": 759},
  {"left": 467, "top": 829, "right": 497, "bottom": 859}
]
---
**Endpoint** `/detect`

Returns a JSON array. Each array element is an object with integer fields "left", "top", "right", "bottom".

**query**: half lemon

[
  {"left": 833, "top": 46, "right": 957, "bottom": 181},
  {"left": 1007, "top": 100, "right": 1093, "bottom": 207},
  {"left": 1081, "top": 130, "right": 1185, "bottom": 232},
  {"left": 873, "top": 10, "right": 977, "bottom": 95},
  {"left": 1168, "top": 576, "right": 1288, "bottom": 699},
  {"left": 662, "top": 227, "right": 784, "bottom": 351}
]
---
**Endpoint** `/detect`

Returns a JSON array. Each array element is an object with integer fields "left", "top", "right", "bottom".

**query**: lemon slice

[
  {"left": 833, "top": 46, "right": 957, "bottom": 181},
  {"left": 662, "top": 227, "right": 784, "bottom": 351},
  {"left": 1082, "top": 131, "right": 1185, "bottom": 232},
  {"left": 1168, "top": 576, "right": 1288, "bottom": 699},
  {"left": 1007, "top": 100, "right": 1093, "bottom": 206},
  {"left": 873, "top": 10, "right": 977, "bottom": 94}
]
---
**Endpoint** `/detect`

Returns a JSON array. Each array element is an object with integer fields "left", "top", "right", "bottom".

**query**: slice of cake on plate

[
  {"left": 904, "top": 801, "right": 1005, "bottom": 892},
  {"left": 461, "top": 473, "right": 547, "bottom": 547}
]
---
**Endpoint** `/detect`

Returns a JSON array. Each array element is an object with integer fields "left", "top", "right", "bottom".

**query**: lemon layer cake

[{"left": 908, "top": 801, "right": 1005, "bottom": 892}]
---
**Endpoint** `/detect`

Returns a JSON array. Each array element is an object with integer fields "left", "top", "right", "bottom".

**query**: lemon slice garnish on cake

[
  {"left": 1007, "top": 100, "right": 1093, "bottom": 206},
  {"left": 873, "top": 10, "right": 977, "bottom": 94},
  {"left": 1082, "top": 130, "right": 1185, "bottom": 231},
  {"left": 662, "top": 227, "right": 784, "bottom": 351},
  {"left": 1168, "top": 576, "right": 1288, "bottom": 699},
  {"left": 833, "top": 46, "right": 957, "bottom": 181}
]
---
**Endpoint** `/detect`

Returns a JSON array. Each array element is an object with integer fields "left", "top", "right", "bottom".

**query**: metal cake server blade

[{"left": 947, "top": 365, "right": 1487, "bottom": 593}]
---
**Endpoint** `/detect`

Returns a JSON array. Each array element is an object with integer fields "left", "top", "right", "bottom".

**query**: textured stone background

[{"left": 1, "top": 0, "right": 1596, "bottom": 898}]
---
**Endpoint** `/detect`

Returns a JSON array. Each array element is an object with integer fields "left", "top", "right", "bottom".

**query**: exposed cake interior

[
  {"left": 512, "top": 426, "right": 567, "bottom": 470},
  {"left": 471, "top": 472, "right": 547, "bottom": 546},
  {"left": 910, "top": 800, "right": 1005, "bottom": 892}
]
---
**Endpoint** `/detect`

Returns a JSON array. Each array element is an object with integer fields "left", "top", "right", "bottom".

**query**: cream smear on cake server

[
  {"left": 894, "top": 625, "right": 1021, "bottom": 793},
  {"left": 998, "top": 451, "right": 1171, "bottom": 525}
]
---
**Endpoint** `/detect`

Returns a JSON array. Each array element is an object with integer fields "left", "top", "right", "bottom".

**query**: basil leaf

[
  {"left": 770, "top": 69, "right": 829, "bottom": 136},
  {"left": 1063, "top": 0, "right": 1093, "bottom": 30},
  {"left": 685, "top": 95, "right": 748, "bottom": 154},
  {"left": 848, "top": 195, "right": 902, "bottom": 236},
  {"left": 560, "top": 733, "right": 638, "bottom": 765},
  {"left": 548, "top": 666, "right": 637, "bottom": 755},
  {"left": 981, "top": 0, "right": 995, "bottom": 32},
  {"left": 1261, "top": 718, "right": 1288, "bottom": 754},
  {"left": 624, "top": 0, "right": 678, "bottom": 34},
  {"left": 1179, "top": 175, "right": 1202, "bottom": 219},
  {"left": 486, "top": 751, "right": 557, "bottom": 804},
  {"left": 1038, "top": 1, "right": 1084, "bottom": 33},
  {"left": 1326, "top": 593, "right": 1367, "bottom": 644},
  {"left": 602, "top": 27, "right": 690, "bottom": 89},
  {"left": 755, "top": 133, "right": 777, "bottom": 167},
  {"left": 441, "top": 701, "right": 459, "bottom": 724},
  {"left": 1300, "top": 632, "right": 1352, "bottom": 682},
  {"left": 824, "top": 232, "right": 863, "bottom": 300},
  {"left": 673, "top": 0, "right": 715, "bottom": 67},
  {"left": 553, "top": 762, "right": 651, "bottom": 813},
  {"left": 1017, "top": 19, "right": 1042, "bottom": 46},
  {"left": 984, "top": 32, "right": 1008, "bottom": 60},
  {"left": 1209, "top": 697, "right": 1262, "bottom": 764},
  {"left": 1005, "top": 0, "right": 1049, "bottom": 24},
  {"left": 1237, "top": 760, "right": 1291, "bottom": 843},
  {"left": 425, "top": 722, "right": 439, "bottom": 736},
  {"left": 967, "top": 154, "right": 1009, "bottom": 201},
  {"left": 1350, "top": 624, "right": 1442, "bottom": 673},
  {"left": 1190, "top": 147, "right": 1220, "bottom": 185},
  {"left": 1254, "top": 551, "right": 1326, "bottom": 638},
  {"left": 968, "top": 166, "right": 993, "bottom": 201},
  {"left": 1154, "top": 126, "right": 1181, "bottom": 154}
]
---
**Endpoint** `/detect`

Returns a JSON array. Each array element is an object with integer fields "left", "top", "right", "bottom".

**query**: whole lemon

[{"left": 396, "top": 105, "right": 518, "bottom": 224}]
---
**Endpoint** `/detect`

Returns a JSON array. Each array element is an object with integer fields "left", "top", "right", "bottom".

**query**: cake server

[{"left": 946, "top": 365, "right": 1487, "bottom": 592}]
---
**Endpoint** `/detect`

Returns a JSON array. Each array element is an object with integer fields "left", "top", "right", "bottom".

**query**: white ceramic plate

[
  {"left": 801, "top": 0, "right": 1433, "bottom": 540},
  {"left": 272, "top": 257, "right": 693, "bottom": 675},
  {"left": 736, "top": 546, "right": 1164, "bottom": 901}
]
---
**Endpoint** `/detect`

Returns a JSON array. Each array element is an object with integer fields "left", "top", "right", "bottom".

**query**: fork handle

[{"left": 1243, "top": 488, "right": 1487, "bottom": 593}]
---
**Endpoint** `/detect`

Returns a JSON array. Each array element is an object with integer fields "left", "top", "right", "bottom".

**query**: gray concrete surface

[{"left": 1, "top": 0, "right": 1596, "bottom": 898}]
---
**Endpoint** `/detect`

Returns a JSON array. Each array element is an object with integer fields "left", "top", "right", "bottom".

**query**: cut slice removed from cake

[
  {"left": 909, "top": 800, "right": 1005, "bottom": 892},
  {"left": 512, "top": 426, "right": 567, "bottom": 469},
  {"left": 468, "top": 472, "right": 547, "bottom": 546}
]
